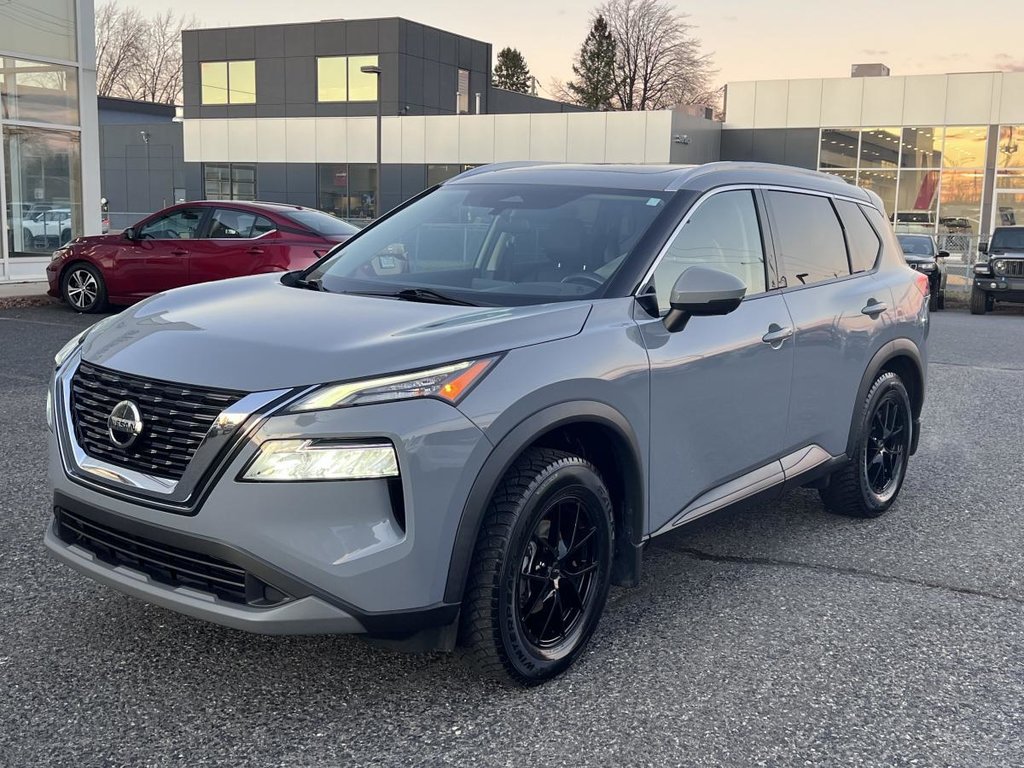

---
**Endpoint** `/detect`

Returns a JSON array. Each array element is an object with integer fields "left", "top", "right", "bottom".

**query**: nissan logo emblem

[{"left": 107, "top": 400, "right": 143, "bottom": 448}]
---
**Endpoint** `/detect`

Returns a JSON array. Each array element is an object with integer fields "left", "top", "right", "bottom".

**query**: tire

[
  {"left": 937, "top": 292, "right": 945, "bottom": 310},
  {"left": 969, "top": 288, "right": 988, "bottom": 315},
  {"left": 819, "top": 371, "right": 913, "bottom": 518},
  {"left": 460, "top": 447, "right": 614, "bottom": 686},
  {"left": 928, "top": 290, "right": 939, "bottom": 312},
  {"left": 61, "top": 262, "right": 108, "bottom": 313}
]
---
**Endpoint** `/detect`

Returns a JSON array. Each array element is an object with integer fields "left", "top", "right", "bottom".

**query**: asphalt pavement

[{"left": 1, "top": 302, "right": 1022, "bottom": 767}]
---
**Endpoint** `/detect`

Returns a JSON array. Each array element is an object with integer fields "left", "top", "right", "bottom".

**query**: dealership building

[
  {"left": 721, "top": 69, "right": 1024, "bottom": 246},
  {"left": 0, "top": 0, "right": 102, "bottom": 283}
]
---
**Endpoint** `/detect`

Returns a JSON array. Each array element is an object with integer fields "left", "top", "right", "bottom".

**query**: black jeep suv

[{"left": 972, "top": 226, "right": 1024, "bottom": 314}]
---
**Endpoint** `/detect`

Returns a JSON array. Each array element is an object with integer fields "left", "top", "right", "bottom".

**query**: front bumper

[
  {"left": 45, "top": 259, "right": 61, "bottom": 298},
  {"left": 973, "top": 276, "right": 1024, "bottom": 302},
  {"left": 47, "top": 356, "right": 494, "bottom": 638}
]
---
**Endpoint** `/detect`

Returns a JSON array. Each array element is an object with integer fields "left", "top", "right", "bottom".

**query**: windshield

[
  {"left": 990, "top": 228, "right": 1024, "bottom": 252},
  {"left": 897, "top": 235, "right": 934, "bottom": 256},
  {"left": 286, "top": 209, "right": 360, "bottom": 237},
  {"left": 307, "top": 183, "right": 671, "bottom": 305}
]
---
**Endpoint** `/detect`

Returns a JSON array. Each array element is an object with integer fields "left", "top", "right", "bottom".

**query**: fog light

[
  {"left": 242, "top": 440, "right": 399, "bottom": 482},
  {"left": 990, "top": 282, "right": 998, "bottom": 289}
]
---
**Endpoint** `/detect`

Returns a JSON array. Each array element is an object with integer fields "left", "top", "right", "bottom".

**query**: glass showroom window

[
  {"left": 0, "top": 58, "right": 79, "bottom": 126},
  {"left": 4, "top": 126, "right": 82, "bottom": 257},
  {"left": 317, "top": 164, "right": 378, "bottom": 219},
  {"left": 203, "top": 164, "right": 256, "bottom": 201},
  {"left": 859, "top": 128, "right": 901, "bottom": 169},
  {"left": 0, "top": 0, "right": 76, "bottom": 61},
  {"left": 819, "top": 129, "right": 859, "bottom": 170},
  {"left": 201, "top": 61, "right": 256, "bottom": 105},
  {"left": 901, "top": 127, "right": 943, "bottom": 169},
  {"left": 994, "top": 126, "right": 1024, "bottom": 228}
]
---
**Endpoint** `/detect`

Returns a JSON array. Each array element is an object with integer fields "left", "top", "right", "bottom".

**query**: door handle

[
  {"left": 762, "top": 323, "right": 794, "bottom": 347},
  {"left": 169, "top": 249, "right": 188, "bottom": 256},
  {"left": 861, "top": 299, "right": 887, "bottom": 317},
  {"left": 247, "top": 247, "right": 265, "bottom": 255}
]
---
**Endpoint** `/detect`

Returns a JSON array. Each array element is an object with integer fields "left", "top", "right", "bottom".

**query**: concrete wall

[
  {"left": 724, "top": 71, "right": 1024, "bottom": 129},
  {"left": 182, "top": 110, "right": 697, "bottom": 166}
]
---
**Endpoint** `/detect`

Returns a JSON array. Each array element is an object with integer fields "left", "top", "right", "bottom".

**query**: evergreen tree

[
  {"left": 567, "top": 15, "right": 618, "bottom": 109},
  {"left": 492, "top": 47, "right": 532, "bottom": 93}
]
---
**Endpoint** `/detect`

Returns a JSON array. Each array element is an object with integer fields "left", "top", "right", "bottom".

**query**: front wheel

[
  {"left": 970, "top": 288, "right": 988, "bottom": 315},
  {"left": 460, "top": 448, "right": 614, "bottom": 686},
  {"left": 61, "top": 263, "right": 108, "bottom": 313},
  {"left": 820, "top": 371, "right": 913, "bottom": 518}
]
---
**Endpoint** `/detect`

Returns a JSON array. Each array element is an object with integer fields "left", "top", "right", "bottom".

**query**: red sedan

[{"left": 47, "top": 201, "right": 358, "bottom": 312}]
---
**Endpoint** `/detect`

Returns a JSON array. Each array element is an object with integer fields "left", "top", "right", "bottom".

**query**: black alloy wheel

[
  {"left": 461, "top": 448, "right": 614, "bottom": 685},
  {"left": 820, "top": 371, "right": 913, "bottom": 518},
  {"left": 863, "top": 390, "right": 908, "bottom": 503}
]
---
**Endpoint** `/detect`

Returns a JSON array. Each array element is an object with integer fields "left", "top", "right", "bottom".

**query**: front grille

[
  {"left": 999, "top": 259, "right": 1024, "bottom": 278},
  {"left": 56, "top": 507, "right": 282, "bottom": 605},
  {"left": 70, "top": 362, "right": 244, "bottom": 481}
]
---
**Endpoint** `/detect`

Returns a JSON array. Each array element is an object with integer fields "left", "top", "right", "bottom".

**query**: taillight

[{"left": 915, "top": 272, "right": 929, "bottom": 297}]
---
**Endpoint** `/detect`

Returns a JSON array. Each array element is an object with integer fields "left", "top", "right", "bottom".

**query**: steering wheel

[{"left": 560, "top": 272, "right": 604, "bottom": 289}]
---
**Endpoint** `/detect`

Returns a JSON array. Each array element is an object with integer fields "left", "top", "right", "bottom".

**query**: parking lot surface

[{"left": 2, "top": 303, "right": 1022, "bottom": 767}]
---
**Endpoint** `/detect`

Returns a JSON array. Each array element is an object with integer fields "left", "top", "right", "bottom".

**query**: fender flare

[
  {"left": 847, "top": 338, "right": 925, "bottom": 458},
  {"left": 443, "top": 401, "right": 646, "bottom": 604}
]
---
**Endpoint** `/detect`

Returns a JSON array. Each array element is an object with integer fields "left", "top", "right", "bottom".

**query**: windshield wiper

[
  {"left": 288, "top": 272, "right": 325, "bottom": 292},
  {"left": 343, "top": 287, "right": 478, "bottom": 306}
]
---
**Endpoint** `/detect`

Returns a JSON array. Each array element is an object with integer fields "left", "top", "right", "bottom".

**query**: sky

[{"left": 123, "top": 0, "right": 1024, "bottom": 93}]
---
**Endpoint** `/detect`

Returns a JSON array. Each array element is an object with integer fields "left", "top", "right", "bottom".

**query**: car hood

[
  {"left": 902, "top": 254, "right": 936, "bottom": 265},
  {"left": 80, "top": 274, "right": 593, "bottom": 392}
]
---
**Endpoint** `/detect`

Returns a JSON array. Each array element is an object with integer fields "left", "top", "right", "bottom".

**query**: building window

[
  {"left": 819, "top": 126, "right": 987, "bottom": 248},
  {"left": 0, "top": 0, "right": 77, "bottom": 61},
  {"left": 4, "top": 126, "right": 82, "bottom": 257},
  {"left": 457, "top": 69, "right": 470, "bottom": 114},
  {"left": 317, "top": 57, "right": 347, "bottom": 102},
  {"left": 316, "top": 56, "right": 379, "bottom": 103},
  {"left": 0, "top": 57, "right": 79, "bottom": 126},
  {"left": 201, "top": 61, "right": 256, "bottom": 105},
  {"left": 203, "top": 163, "right": 256, "bottom": 201},
  {"left": 317, "top": 163, "right": 378, "bottom": 220}
]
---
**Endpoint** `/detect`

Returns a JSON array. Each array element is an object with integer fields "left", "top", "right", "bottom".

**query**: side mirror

[
  {"left": 978, "top": 242, "right": 988, "bottom": 255},
  {"left": 936, "top": 250, "right": 949, "bottom": 259},
  {"left": 122, "top": 226, "right": 137, "bottom": 241},
  {"left": 664, "top": 266, "right": 747, "bottom": 333}
]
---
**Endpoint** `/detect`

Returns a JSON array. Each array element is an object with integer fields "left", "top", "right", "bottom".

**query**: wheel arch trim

[
  {"left": 443, "top": 401, "right": 646, "bottom": 604},
  {"left": 847, "top": 339, "right": 925, "bottom": 458}
]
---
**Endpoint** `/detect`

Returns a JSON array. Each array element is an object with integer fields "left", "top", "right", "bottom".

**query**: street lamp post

[{"left": 361, "top": 64, "right": 382, "bottom": 219}]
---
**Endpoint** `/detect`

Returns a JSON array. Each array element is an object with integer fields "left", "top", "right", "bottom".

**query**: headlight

[
  {"left": 53, "top": 328, "right": 91, "bottom": 369},
  {"left": 916, "top": 263, "right": 936, "bottom": 272},
  {"left": 291, "top": 357, "right": 499, "bottom": 412},
  {"left": 53, "top": 315, "right": 119, "bottom": 369},
  {"left": 242, "top": 440, "right": 399, "bottom": 481},
  {"left": 993, "top": 260, "right": 1006, "bottom": 275}
]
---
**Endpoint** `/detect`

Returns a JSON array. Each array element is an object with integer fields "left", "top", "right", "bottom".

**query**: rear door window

[
  {"left": 836, "top": 200, "right": 882, "bottom": 273},
  {"left": 766, "top": 191, "right": 850, "bottom": 287},
  {"left": 208, "top": 209, "right": 276, "bottom": 239}
]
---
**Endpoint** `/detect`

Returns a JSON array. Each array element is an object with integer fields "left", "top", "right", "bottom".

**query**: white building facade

[{"left": 0, "top": 0, "right": 101, "bottom": 282}]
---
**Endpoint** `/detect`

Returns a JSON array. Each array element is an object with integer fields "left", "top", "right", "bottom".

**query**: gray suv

[{"left": 45, "top": 163, "right": 929, "bottom": 685}]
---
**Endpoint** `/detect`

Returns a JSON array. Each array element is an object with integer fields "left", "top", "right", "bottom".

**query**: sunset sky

[{"left": 123, "top": 0, "right": 1024, "bottom": 92}]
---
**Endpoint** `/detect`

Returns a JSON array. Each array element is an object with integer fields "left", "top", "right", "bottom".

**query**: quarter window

[
  {"left": 766, "top": 191, "right": 849, "bottom": 287},
  {"left": 649, "top": 190, "right": 767, "bottom": 312},
  {"left": 835, "top": 200, "right": 881, "bottom": 273},
  {"left": 200, "top": 61, "right": 255, "bottom": 105},
  {"left": 137, "top": 208, "right": 205, "bottom": 240}
]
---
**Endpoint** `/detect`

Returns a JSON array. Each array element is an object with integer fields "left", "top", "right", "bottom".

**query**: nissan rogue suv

[{"left": 45, "top": 163, "right": 929, "bottom": 685}]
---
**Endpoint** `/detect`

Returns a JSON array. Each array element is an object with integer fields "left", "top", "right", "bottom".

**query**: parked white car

[{"left": 22, "top": 208, "right": 73, "bottom": 249}]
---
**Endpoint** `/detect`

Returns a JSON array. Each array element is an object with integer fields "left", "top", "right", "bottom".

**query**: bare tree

[
  {"left": 95, "top": 3, "right": 193, "bottom": 104},
  {"left": 597, "top": 0, "right": 716, "bottom": 111}
]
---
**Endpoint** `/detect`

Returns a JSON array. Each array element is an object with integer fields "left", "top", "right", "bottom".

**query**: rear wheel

[
  {"left": 61, "top": 263, "right": 107, "bottom": 313},
  {"left": 820, "top": 371, "right": 912, "bottom": 518},
  {"left": 460, "top": 448, "right": 614, "bottom": 686},
  {"left": 969, "top": 287, "right": 988, "bottom": 315}
]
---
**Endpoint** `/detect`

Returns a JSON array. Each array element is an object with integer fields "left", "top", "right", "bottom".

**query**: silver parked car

[{"left": 45, "top": 162, "right": 930, "bottom": 685}]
